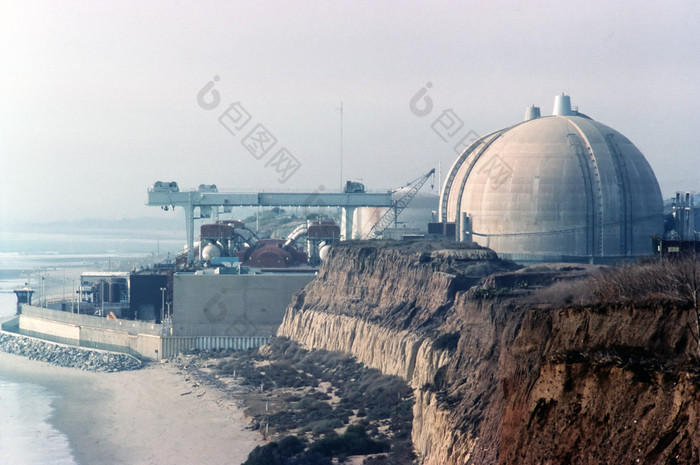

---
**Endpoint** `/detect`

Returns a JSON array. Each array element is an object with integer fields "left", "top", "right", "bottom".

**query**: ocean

[
  {"left": 0, "top": 225, "right": 183, "bottom": 464},
  {"left": 0, "top": 375, "right": 78, "bottom": 464}
]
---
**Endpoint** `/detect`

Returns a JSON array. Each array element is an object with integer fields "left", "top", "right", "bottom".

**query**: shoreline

[{"left": 0, "top": 352, "right": 260, "bottom": 465}]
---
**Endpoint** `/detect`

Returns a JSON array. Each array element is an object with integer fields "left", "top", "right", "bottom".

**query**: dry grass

[{"left": 589, "top": 255, "right": 699, "bottom": 308}]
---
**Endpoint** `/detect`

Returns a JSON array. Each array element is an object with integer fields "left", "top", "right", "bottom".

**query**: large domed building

[{"left": 439, "top": 94, "right": 663, "bottom": 263}]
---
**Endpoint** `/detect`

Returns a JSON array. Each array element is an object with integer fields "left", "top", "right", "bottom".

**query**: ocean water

[
  {"left": 0, "top": 226, "right": 183, "bottom": 464},
  {"left": 0, "top": 376, "right": 77, "bottom": 465}
]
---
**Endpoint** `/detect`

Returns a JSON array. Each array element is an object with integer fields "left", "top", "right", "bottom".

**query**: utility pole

[{"left": 160, "top": 287, "right": 166, "bottom": 323}]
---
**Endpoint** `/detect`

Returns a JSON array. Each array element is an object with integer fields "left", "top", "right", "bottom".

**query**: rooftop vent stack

[
  {"left": 524, "top": 105, "right": 541, "bottom": 121},
  {"left": 553, "top": 93, "right": 573, "bottom": 116},
  {"left": 683, "top": 192, "right": 695, "bottom": 240}
]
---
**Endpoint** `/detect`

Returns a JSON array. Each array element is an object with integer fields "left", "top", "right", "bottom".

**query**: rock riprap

[{"left": 0, "top": 332, "right": 141, "bottom": 372}]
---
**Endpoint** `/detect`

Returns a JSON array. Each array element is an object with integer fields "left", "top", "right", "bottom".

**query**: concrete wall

[
  {"left": 21, "top": 306, "right": 162, "bottom": 335},
  {"left": 172, "top": 273, "right": 315, "bottom": 337},
  {"left": 13, "top": 306, "right": 278, "bottom": 360},
  {"left": 20, "top": 314, "right": 80, "bottom": 342},
  {"left": 18, "top": 305, "right": 163, "bottom": 360}
]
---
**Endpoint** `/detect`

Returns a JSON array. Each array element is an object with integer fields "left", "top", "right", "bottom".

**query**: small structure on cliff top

[{"left": 439, "top": 94, "right": 664, "bottom": 263}]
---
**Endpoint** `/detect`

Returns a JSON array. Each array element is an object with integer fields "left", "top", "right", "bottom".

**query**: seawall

[{"left": 12, "top": 305, "right": 271, "bottom": 361}]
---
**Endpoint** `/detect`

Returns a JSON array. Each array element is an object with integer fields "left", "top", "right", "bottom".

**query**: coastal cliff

[{"left": 277, "top": 241, "right": 700, "bottom": 464}]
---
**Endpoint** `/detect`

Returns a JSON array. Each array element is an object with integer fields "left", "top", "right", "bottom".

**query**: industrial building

[
  {"left": 10, "top": 94, "right": 690, "bottom": 361},
  {"left": 440, "top": 94, "right": 665, "bottom": 263}
]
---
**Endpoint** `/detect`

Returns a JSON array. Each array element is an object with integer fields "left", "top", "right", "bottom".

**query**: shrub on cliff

[
  {"left": 590, "top": 256, "right": 698, "bottom": 307},
  {"left": 217, "top": 337, "right": 415, "bottom": 462},
  {"left": 243, "top": 436, "right": 332, "bottom": 465},
  {"left": 309, "top": 425, "right": 390, "bottom": 457},
  {"left": 589, "top": 255, "right": 700, "bottom": 356}
]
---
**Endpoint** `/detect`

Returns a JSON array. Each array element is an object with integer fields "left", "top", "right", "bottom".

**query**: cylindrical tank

[
  {"left": 108, "top": 278, "right": 127, "bottom": 303},
  {"left": 201, "top": 242, "right": 222, "bottom": 261},
  {"left": 97, "top": 280, "right": 110, "bottom": 303},
  {"left": 353, "top": 207, "right": 384, "bottom": 239},
  {"left": 319, "top": 244, "right": 331, "bottom": 262}
]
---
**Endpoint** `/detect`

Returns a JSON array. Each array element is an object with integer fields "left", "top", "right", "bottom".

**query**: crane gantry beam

[{"left": 147, "top": 182, "right": 393, "bottom": 265}]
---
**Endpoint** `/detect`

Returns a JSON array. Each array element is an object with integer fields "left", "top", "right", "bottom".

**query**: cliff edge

[{"left": 278, "top": 240, "right": 700, "bottom": 464}]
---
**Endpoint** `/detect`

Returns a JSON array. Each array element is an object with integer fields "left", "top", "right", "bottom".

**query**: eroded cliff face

[{"left": 277, "top": 241, "right": 700, "bottom": 464}]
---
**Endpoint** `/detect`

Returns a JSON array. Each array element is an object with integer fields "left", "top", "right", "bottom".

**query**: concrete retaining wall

[
  {"left": 19, "top": 315, "right": 80, "bottom": 343},
  {"left": 21, "top": 306, "right": 161, "bottom": 335},
  {"left": 79, "top": 326, "right": 162, "bottom": 360},
  {"left": 14, "top": 305, "right": 272, "bottom": 360},
  {"left": 19, "top": 305, "right": 163, "bottom": 360}
]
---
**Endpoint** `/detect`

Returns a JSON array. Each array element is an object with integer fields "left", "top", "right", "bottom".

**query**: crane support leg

[{"left": 343, "top": 207, "right": 355, "bottom": 241}]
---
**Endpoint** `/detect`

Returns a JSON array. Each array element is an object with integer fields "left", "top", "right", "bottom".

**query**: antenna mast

[{"left": 339, "top": 102, "right": 344, "bottom": 192}]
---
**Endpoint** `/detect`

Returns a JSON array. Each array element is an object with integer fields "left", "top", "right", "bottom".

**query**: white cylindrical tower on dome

[
  {"left": 524, "top": 105, "right": 541, "bottom": 121},
  {"left": 553, "top": 93, "right": 573, "bottom": 115}
]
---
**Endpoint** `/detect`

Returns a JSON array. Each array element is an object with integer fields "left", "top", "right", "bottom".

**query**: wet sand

[{"left": 0, "top": 352, "right": 260, "bottom": 465}]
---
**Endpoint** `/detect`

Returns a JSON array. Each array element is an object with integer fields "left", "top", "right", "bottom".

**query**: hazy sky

[{"left": 1, "top": 0, "right": 698, "bottom": 226}]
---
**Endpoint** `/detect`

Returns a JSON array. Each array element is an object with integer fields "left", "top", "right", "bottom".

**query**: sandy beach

[{"left": 0, "top": 352, "right": 260, "bottom": 465}]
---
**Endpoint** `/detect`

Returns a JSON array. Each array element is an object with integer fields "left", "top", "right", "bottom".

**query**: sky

[{"left": 1, "top": 0, "right": 698, "bottom": 227}]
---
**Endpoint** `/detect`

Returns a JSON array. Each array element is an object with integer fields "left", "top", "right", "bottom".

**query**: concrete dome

[{"left": 439, "top": 96, "right": 664, "bottom": 262}]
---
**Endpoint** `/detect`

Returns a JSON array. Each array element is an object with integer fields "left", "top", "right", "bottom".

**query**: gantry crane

[{"left": 365, "top": 168, "right": 436, "bottom": 239}]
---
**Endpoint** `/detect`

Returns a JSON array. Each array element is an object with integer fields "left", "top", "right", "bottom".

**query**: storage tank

[
  {"left": 201, "top": 242, "right": 222, "bottom": 261},
  {"left": 108, "top": 278, "right": 127, "bottom": 303}
]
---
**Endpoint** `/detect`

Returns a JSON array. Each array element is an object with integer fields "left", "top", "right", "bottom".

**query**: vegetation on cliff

[
  {"left": 178, "top": 241, "right": 700, "bottom": 464},
  {"left": 278, "top": 240, "right": 700, "bottom": 464},
  {"left": 177, "top": 337, "right": 415, "bottom": 464}
]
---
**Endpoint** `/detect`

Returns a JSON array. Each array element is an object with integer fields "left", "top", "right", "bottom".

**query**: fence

[{"left": 160, "top": 336, "right": 271, "bottom": 359}]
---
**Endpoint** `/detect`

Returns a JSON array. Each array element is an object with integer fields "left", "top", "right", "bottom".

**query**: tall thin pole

[
  {"left": 339, "top": 102, "right": 343, "bottom": 192},
  {"left": 160, "top": 287, "right": 166, "bottom": 323}
]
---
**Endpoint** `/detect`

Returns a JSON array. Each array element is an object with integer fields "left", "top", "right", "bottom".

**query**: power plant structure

[
  {"left": 655, "top": 191, "right": 700, "bottom": 257},
  {"left": 196, "top": 218, "right": 340, "bottom": 268},
  {"left": 440, "top": 94, "right": 665, "bottom": 263},
  {"left": 147, "top": 183, "right": 393, "bottom": 266},
  {"left": 11, "top": 93, "right": 694, "bottom": 361}
]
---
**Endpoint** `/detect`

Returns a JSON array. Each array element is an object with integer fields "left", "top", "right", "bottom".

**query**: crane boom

[{"left": 365, "top": 168, "right": 436, "bottom": 239}]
